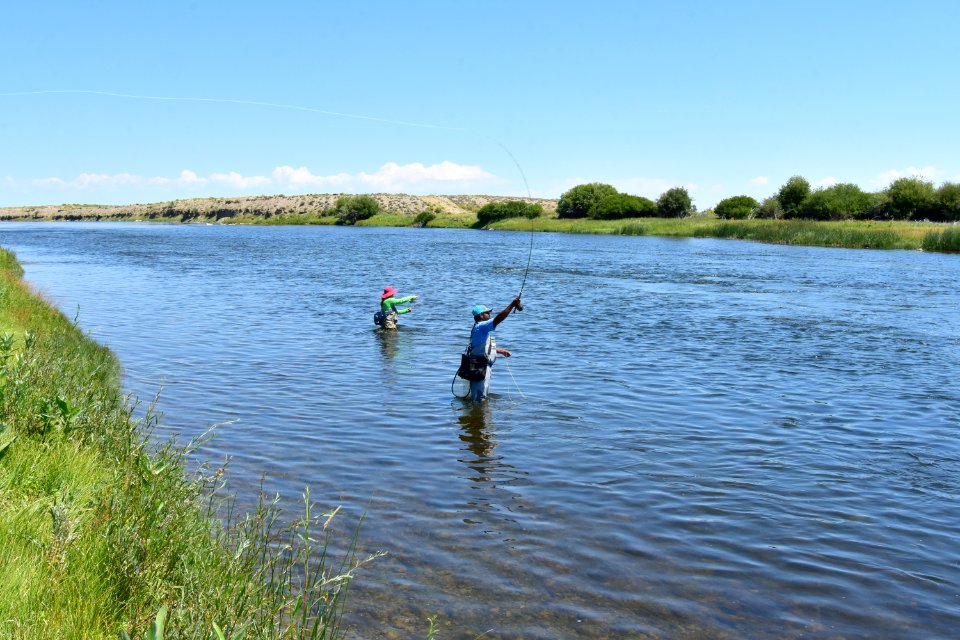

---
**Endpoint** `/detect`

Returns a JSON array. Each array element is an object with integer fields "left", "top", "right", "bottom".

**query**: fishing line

[
  {"left": 492, "top": 139, "right": 535, "bottom": 300},
  {"left": 501, "top": 358, "right": 527, "bottom": 399}
]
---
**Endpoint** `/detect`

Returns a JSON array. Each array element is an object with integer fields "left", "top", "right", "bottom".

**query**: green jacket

[{"left": 381, "top": 295, "right": 415, "bottom": 314}]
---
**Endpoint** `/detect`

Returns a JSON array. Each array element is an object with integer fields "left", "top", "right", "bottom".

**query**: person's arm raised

[{"left": 492, "top": 294, "right": 522, "bottom": 328}]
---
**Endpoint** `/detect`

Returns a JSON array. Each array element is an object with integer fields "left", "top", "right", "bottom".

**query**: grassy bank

[
  {"left": 491, "top": 216, "right": 957, "bottom": 252},
  {"left": 5, "top": 195, "right": 959, "bottom": 252},
  {"left": 0, "top": 248, "right": 368, "bottom": 639}
]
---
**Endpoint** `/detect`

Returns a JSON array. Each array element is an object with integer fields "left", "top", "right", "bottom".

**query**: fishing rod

[{"left": 496, "top": 141, "right": 534, "bottom": 312}]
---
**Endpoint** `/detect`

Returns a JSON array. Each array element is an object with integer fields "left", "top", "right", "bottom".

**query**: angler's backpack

[
  {"left": 373, "top": 310, "right": 386, "bottom": 326},
  {"left": 457, "top": 354, "right": 489, "bottom": 382}
]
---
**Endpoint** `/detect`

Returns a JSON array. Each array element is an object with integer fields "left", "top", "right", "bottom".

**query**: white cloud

[
  {"left": 272, "top": 165, "right": 352, "bottom": 188},
  {"left": 209, "top": 171, "right": 271, "bottom": 189},
  {"left": 74, "top": 173, "right": 144, "bottom": 187},
  {"left": 871, "top": 166, "right": 941, "bottom": 187},
  {"left": 749, "top": 176, "right": 768, "bottom": 185},
  {"left": 176, "top": 170, "right": 206, "bottom": 185},
  {"left": 23, "top": 161, "right": 498, "bottom": 198},
  {"left": 813, "top": 176, "right": 838, "bottom": 188},
  {"left": 33, "top": 176, "right": 69, "bottom": 186},
  {"left": 32, "top": 169, "right": 272, "bottom": 190},
  {"left": 272, "top": 161, "right": 497, "bottom": 192}
]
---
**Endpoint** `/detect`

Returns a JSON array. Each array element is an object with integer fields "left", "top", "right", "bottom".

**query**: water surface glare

[{"left": 2, "top": 222, "right": 959, "bottom": 639}]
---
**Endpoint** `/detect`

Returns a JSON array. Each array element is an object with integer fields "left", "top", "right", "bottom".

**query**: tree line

[
  {"left": 556, "top": 183, "right": 696, "bottom": 220},
  {"left": 557, "top": 177, "right": 960, "bottom": 223}
]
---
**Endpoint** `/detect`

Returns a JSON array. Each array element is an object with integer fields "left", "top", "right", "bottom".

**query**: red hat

[{"left": 381, "top": 286, "right": 398, "bottom": 300}]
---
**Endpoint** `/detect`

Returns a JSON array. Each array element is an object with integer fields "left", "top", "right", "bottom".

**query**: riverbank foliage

[
  {"left": 4, "top": 177, "right": 960, "bottom": 252},
  {"left": 490, "top": 215, "right": 944, "bottom": 250},
  {"left": 0, "top": 249, "right": 367, "bottom": 639}
]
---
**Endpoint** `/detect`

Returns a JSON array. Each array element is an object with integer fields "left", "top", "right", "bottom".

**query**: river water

[{"left": 2, "top": 222, "right": 958, "bottom": 639}]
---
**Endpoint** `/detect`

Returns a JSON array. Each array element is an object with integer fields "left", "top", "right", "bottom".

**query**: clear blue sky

[{"left": 2, "top": 0, "right": 958, "bottom": 209}]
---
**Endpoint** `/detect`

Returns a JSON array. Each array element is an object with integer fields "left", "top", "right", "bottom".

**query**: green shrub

[
  {"left": 777, "top": 176, "right": 811, "bottom": 218},
  {"left": 753, "top": 196, "right": 783, "bottom": 219},
  {"left": 801, "top": 183, "right": 872, "bottom": 220},
  {"left": 886, "top": 177, "right": 936, "bottom": 220},
  {"left": 656, "top": 187, "right": 695, "bottom": 218},
  {"left": 865, "top": 191, "right": 891, "bottom": 220},
  {"left": 476, "top": 201, "right": 544, "bottom": 226},
  {"left": 557, "top": 183, "right": 618, "bottom": 219},
  {"left": 714, "top": 195, "right": 759, "bottom": 220},
  {"left": 588, "top": 193, "right": 656, "bottom": 219},
  {"left": 936, "top": 182, "right": 960, "bottom": 221},
  {"left": 334, "top": 195, "right": 381, "bottom": 225},
  {"left": 413, "top": 211, "right": 436, "bottom": 227}
]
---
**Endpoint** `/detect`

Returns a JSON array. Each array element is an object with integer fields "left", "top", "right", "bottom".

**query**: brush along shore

[
  {"left": 0, "top": 248, "right": 372, "bottom": 639},
  {"left": 2, "top": 193, "right": 959, "bottom": 252}
]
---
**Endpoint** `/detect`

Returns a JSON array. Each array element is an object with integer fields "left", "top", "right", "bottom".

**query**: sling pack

[
  {"left": 373, "top": 310, "right": 386, "bottom": 325},
  {"left": 456, "top": 322, "right": 490, "bottom": 382},
  {"left": 457, "top": 353, "right": 489, "bottom": 382}
]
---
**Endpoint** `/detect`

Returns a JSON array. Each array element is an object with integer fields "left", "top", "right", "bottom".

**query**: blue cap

[{"left": 472, "top": 304, "right": 492, "bottom": 318}]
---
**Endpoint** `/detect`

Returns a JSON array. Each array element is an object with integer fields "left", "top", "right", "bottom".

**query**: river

[{"left": 2, "top": 221, "right": 958, "bottom": 639}]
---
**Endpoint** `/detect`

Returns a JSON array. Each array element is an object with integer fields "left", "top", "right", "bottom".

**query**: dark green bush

[
  {"left": 886, "top": 177, "right": 936, "bottom": 220},
  {"left": 557, "top": 183, "right": 618, "bottom": 219},
  {"left": 588, "top": 193, "right": 656, "bottom": 219},
  {"left": 800, "top": 183, "right": 871, "bottom": 220},
  {"left": 413, "top": 211, "right": 436, "bottom": 227},
  {"left": 334, "top": 195, "right": 381, "bottom": 225},
  {"left": 714, "top": 195, "right": 759, "bottom": 220},
  {"left": 476, "top": 201, "right": 544, "bottom": 226},
  {"left": 655, "top": 187, "right": 695, "bottom": 218},
  {"left": 865, "top": 191, "right": 891, "bottom": 220},
  {"left": 777, "top": 176, "right": 811, "bottom": 218},
  {"left": 937, "top": 182, "right": 960, "bottom": 221}
]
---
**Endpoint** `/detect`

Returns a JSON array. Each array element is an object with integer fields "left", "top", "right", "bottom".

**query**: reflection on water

[{"left": 2, "top": 222, "right": 959, "bottom": 639}]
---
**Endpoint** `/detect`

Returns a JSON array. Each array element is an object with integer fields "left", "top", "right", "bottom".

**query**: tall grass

[
  {"left": 490, "top": 216, "right": 958, "bottom": 251},
  {"left": 0, "top": 248, "right": 373, "bottom": 639},
  {"left": 694, "top": 219, "right": 912, "bottom": 250},
  {"left": 921, "top": 225, "right": 960, "bottom": 253}
]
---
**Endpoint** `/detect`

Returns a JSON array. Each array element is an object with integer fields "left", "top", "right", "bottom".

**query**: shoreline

[{"left": 3, "top": 198, "right": 958, "bottom": 252}]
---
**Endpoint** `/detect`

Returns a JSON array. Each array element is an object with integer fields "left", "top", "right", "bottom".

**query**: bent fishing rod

[{"left": 496, "top": 141, "right": 535, "bottom": 312}]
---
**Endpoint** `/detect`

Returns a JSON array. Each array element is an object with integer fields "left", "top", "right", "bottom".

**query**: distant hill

[{"left": 0, "top": 193, "right": 558, "bottom": 222}]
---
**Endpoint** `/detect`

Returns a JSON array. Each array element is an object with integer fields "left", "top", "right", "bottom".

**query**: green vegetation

[
  {"left": 921, "top": 225, "right": 960, "bottom": 253},
  {"left": 693, "top": 219, "right": 909, "bottom": 249},
  {"left": 589, "top": 193, "right": 656, "bottom": 220},
  {"left": 753, "top": 196, "right": 783, "bottom": 219},
  {"left": 5, "top": 177, "right": 960, "bottom": 253},
  {"left": 655, "top": 186, "right": 695, "bottom": 218},
  {"left": 800, "top": 183, "right": 873, "bottom": 220},
  {"left": 491, "top": 215, "right": 946, "bottom": 251},
  {"left": 557, "top": 182, "right": 618, "bottom": 219},
  {"left": 334, "top": 195, "right": 381, "bottom": 225},
  {"left": 884, "top": 177, "right": 936, "bottom": 221},
  {"left": 0, "top": 248, "right": 369, "bottom": 639},
  {"left": 777, "top": 175, "right": 811, "bottom": 218},
  {"left": 413, "top": 210, "right": 436, "bottom": 227},
  {"left": 475, "top": 200, "right": 544, "bottom": 226},
  {"left": 937, "top": 182, "right": 960, "bottom": 220},
  {"left": 714, "top": 195, "right": 759, "bottom": 220}
]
